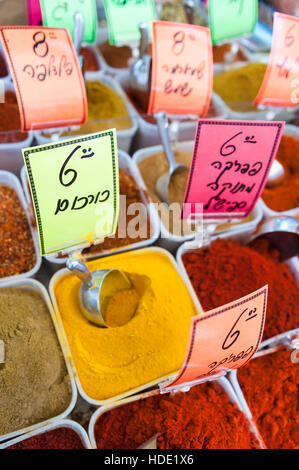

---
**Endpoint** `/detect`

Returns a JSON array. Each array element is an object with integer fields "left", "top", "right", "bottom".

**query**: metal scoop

[
  {"left": 66, "top": 257, "right": 137, "bottom": 328},
  {"left": 266, "top": 159, "right": 285, "bottom": 188},
  {"left": 74, "top": 11, "right": 85, "bottom": 72},
  {"left": 248, "top": 216, "right": 299, "bottom": 261},
  {"left": 183, "top": 0, "right": 195, "bottom": 24},
  {"left": 155, "top": 111, "right": 189, "bottom": 205},
  {"left": 129, "top": 22, "right": 152, "bottom": 95}
]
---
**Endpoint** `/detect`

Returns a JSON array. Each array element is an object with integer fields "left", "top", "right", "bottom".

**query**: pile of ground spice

[
  {"left": 213, "top": 63, "right": 267, "bottom": 112},
  {"left": 182, "top": 238, "right": 299, "bottom": 340},
  {"left": 0, "top": 185, "right": 36, "bottom": 278},
  {"left": 262, "top": 135, "right": 299, "bottom": 211},
  {"left": 7, "top": 427, "right": 85, "bottom": 449},
  {"left": 61, "top": 81, "right": 132, "bottom": 136},
  {"left": 238, "top": 348, "right": 299, "bottom": 449},
  {"left": 98, "top": 41, "right": 133, "bottom": 69},
  {"left": 83, "top": 169, "right": 151, "bottom": 255},
  {"left": 79, "top": 47, "right": 100, "bottom": 72},
  {"left": 0, "top": 53, "right": 8, "bottom": 77},
  {"left": 0, "top": 91, "right": 28, "bottom": 143},
  {"left": 0, "top": 288, "right": 72, "bottom": 436},
  {"left": 94, "top": 381, "right": 259, "bottom": 449}
]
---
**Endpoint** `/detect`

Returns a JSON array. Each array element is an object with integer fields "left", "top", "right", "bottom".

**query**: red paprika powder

[
  {"left": 237, "top": 348, "right": 299, "bottom": 449},
  {"left": 0, "top": 53, "right": 8, "bottom": 77},
  {"left": 0, "top": 91, "right": 28, "bottom": 143},
  {"left": 7, "top": 427, "right": 85, "bottom": 449},
  {"left": 182, "top": 238, "right": 299, "bottom": 340},
  {"left": 94, "top": 382, "right": 259, "bottom": 449},
  {"left": 79, "top": 47, "right": 100, "bottom": 72}
]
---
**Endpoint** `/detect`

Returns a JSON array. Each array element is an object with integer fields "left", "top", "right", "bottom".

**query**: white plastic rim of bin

[
  {"left": 0, "top": 170, "right": 41, "bottom": 285},
  {"left": 87, "top": 375, "right": 263, "bottom": 449},
  {"left": 20, "top": 149, "right": 160, "bottom": 270},
  {"left": 0, "top": 419, "right": 92, "bottom": 449},
  {"left": 48, "top": 246, "right": 203, "bottom": 407},
  {"left": 0, "top": 278, "right": 78, "bottom": 443}
]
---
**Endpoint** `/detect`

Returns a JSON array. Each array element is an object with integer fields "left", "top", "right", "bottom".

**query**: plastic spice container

[
  {"left": 88, "top": 376, "right": 263, "bottom": 449},
  {"left": 20, "top": 149, "right": 160, "bottom": 273},
  {"left": 133, "top": 141, "right": 263, "bottom": 253},
  {"left": 49, "top": 247, "right": 200, "bottom": 406},
  {"left": 0, "top": 420, "right": 91, "bottom": 449},
  {"left": 176, "top": 227, "right": 299, "bottom": 342},
  {"left": 229, "top": 335, "right": 299, "bottom": 449},
  {"left": 213, "top": 62, "right": 297, "bottom": 122},
  {"left": 0, "top": 170, "right": 41, "bottom": 285},
  {"left": 0, "top": 83, "right": 33, "bottom": 176},
  {"left": 0, "top": 279, "right": 77, "bottom": 443},
  {"left": 34, "top": 72, "right": 138, "bottom": 153},
  {"left": 260, "top": 124, "right": 299, "bottom": 218}
]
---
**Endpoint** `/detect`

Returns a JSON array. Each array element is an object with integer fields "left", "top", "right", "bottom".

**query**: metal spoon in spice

[
  {"left": 155, "top": 111, "right": 189, "bottom": 205},
  {"left": 74, "top": 11, "right": 85, "bottom": 73},
  {"left": 266, "top": 159, "right": 285, "bottom": 188},
  {"left": 130, "top": 22, "right": 152, "bottom": 97},
  {"left": 66, "top": 257, "right": 140, "bottom": 328},
  {"left": 248, "top": 216, "right": 299, "bottom": 261}
]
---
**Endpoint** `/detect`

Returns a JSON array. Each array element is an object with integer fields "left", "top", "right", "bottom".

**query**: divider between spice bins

[
  {"left": 259, "top": 124, "right": 299, "bottom": 219},
  {"left": 0, "top": 278, "right": 78, "bottom": 443},
  {"left": 176, "top": 226, "right": 299, "bottom": 344},
  {"left": 20, "top": 149, "right": 160, "bottom": 273},
  {"left": 0, "top": 170, "right": 41, "bottom": 285},
  {"left": 48, "top": 246, "right": 205, "bottom": 407},
  {"left": 32, "top": 71, "right": 138, "bottom": 154},
  {"left": 0, "top": 419, "right": 91, "bottom": 450},
  {"left": 213, "top": 61, "right": 298, "bottom": 122},
  {"left": 87, "top": 376, "right": 264, "bottom": 449},
  {"left": 132, "top": 141, "right": 263, "bottom": 254}
]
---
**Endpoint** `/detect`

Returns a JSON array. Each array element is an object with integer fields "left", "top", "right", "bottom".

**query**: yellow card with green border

[{"left": 23, "top": 129, "right": 119, "bottom": 256}]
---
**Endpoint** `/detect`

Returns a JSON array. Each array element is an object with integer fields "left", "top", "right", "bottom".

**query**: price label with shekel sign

[
  {"left": 254, "top": 13, "right": 299, "bottom": 107},
  {"left": 40, "top": 0, "right": 98, "bottom": 43},
  {"left": 181, "top": 120, "right": 285, "bottom": 220},
  {"left": 147, "top": 21, "right": 213, "bottom": 116},
  {"left": 0, "top": 27, "right": 87, "bottom": 132},
  {"left": 23, "top": 129, "right": 119, "bottom": 256},
  {"left": 208, "top": 0, "right": 258, "bottom": 45},
  {"left": 103, "top": 0, "right": 157, "bottom": 45},
  {"left": 161, "top": 286, "right": 268, "bottom": 393}
]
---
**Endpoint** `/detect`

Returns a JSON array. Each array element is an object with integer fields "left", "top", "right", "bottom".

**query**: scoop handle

[
  {"left": 139, "top": 22, "right": 149, "bottom": 59},
  {"left": 74, "top": 11, "right": 85, "bottom": 54},
  {"left": 66, "top": 257, "right": 93, "bottom": 287},
  {"left": 155, "top": 111, "right": 178, "bottom": 174}
]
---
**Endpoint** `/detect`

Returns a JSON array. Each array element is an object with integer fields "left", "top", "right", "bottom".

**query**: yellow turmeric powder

[
  {"left": 213, "top": 63, "right": 267, "bottom": 112},
  {"left": 61, "top": 81, "right": 132, "bottom": 136},
  {"left": 54, "top": 249, "right": 197, "bottom": 401},
  {"left": 105, "top": 288, "right": 140, "bottom": 328}
]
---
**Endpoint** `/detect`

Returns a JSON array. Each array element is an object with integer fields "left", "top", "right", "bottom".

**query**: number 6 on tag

[{"left": 162, "top": 285, "right": 268, "bottom": 392}]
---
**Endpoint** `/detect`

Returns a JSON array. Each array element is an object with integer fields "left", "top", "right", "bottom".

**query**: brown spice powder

[
  {"left": 0, "top": 185, "right": 36, "bottom": 278},
  {"left": 0, "top": 288, "right": 72, "bottom": 436}
]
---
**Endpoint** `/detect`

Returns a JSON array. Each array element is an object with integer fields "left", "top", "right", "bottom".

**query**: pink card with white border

[{"left": 181, "top": 120, "right": 285, "bottom": 219}]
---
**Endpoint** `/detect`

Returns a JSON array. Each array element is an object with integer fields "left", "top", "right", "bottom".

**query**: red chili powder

[
  {"left": 80, "top": 47, "right": 100, "bottom": 72},
  {"left": 94, "top": 382, "right": 259, "bottom": 449},
  {"left": 182, "top": 238, "right": 299, "bottom": 340},
  {"left": 237, "top": 348, "right": 299, "bottom": 449},
  {"left": 7, "top": 427, "right": 85, "bottom": 449}
]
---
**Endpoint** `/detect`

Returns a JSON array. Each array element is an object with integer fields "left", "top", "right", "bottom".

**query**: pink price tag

[
  {"left": 181, "top": 120, "right": 285, "bottom": 220},
  {"left": 26, "top": 0, "right": 43, "bottom": 26},
  {"left": 254, "top": 13, "right": 299, "bottom": 107},
  {"left": 147, "top": 21, "right": 213, "bottom": 116},
  {"left": 0, "top": 27, "right": 87, "bottom": 132},
  {"left": 162, "top": 286, "right": 268, "bottom": 392}
]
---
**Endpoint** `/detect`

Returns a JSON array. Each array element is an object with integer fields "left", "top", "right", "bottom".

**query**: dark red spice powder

[
  {"left": 182, "top": 238, "right": 299, "bottom": 340},
  {"left": 94, "top": 382, "right": 259, "bottom": 449},
  {"left": 80, "top": 47, "right": 100, "bottom": 72},
  {"left": 0, "top": 53, "right": 8, "bottom": 77},
  {"left": 238, "top": 349, "right": 299, "bottom": 449},
  {"left": 7, "top": 427, "right": 85, "bottom": 449},
  {"left": 0, "top": 91, "right": 28, "bottom": 143}
]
